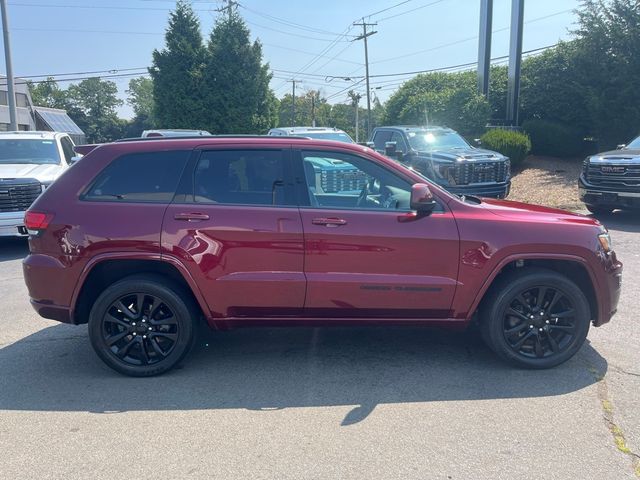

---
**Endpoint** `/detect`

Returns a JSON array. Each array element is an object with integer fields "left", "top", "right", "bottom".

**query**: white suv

[
  {"left": 0, "top": 131, "right": 77, "bottom": 237},
  {"left": 267, "top": 126, "right": 354, "bottom": 143}
]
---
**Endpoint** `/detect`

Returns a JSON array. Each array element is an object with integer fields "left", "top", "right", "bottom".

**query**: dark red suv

[{"left": 23, "top": 136, "right": 622, "bottom": 376}]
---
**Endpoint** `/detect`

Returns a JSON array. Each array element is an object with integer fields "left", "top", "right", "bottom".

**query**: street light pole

[{"left": 1, "top": 0, "right": 18, "bottom": 131}]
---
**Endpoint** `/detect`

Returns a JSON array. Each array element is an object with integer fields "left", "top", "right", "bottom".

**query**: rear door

[
  {"left": 296, "top": 148, "right": 460, "bottom": 319},
  {"left": 162, "top": 147, "right": 305, "bottom": 318}
]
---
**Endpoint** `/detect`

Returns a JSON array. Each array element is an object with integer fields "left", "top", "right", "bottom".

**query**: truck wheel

[
  {"left": 586, "top": 204, "right": 614, "bottom": 215},
  {"left": 88, "top": 274, "right": 197, "bottom": 377},
  {"left": 480, "top": 268, "right": 591, "bottom": 369}
]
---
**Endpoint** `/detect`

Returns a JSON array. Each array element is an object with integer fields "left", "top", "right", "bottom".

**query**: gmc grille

[
  {"left": 587, "top": 163, "right": 640, "bottom": 188},
  {"left": 453, "top": 161, "right": 509, "bottom": 185},
  {"left": 0, "top": 180, "right": 42, "bottom": 213}
]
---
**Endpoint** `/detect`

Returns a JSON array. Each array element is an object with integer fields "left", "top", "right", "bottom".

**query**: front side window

[
  {"left": 194, "top": 150, "right": 292, "bottom": 206},
  {"left": 84, "top": 150, "right": 189, "bottom": 202},
  {"left": 0, "top": 139, "right": 61, "bottom": 165},
  {"left": 301, "top": 150, "right": 412, "bottom": 211},
  {"left": 60, "top": 136, "right": 75, "bottom": 163},
  {"left": 390, "top": 132, "right": 408, "bottom": 152},
  {"left": 372, "top": 130, "right": 392, "bottom": 151},
  {"left": 407, "top": 131, "right": 470, "bottom": 151}
]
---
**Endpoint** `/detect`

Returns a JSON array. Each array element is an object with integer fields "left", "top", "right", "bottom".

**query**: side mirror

[
  {"left": 365, "top": 141, "right": 375, "bottom": 149},
  {"left": 396, "top": 150, "right": 405, "bottom": 162},
  {"left": 617, "top": 144, "right": 626, "bottom": 150},
  {"left": 410, "top": 183, "right": 437, "bottom": 214},
  {"left": 69, "top": 155, "right": 83, "bottom": 164},
  {"left": 474, "top": 138, "right": 482, "bottom": 146},
  {"left": 384, "top": 141, "right": 397, "bottom": 157}
]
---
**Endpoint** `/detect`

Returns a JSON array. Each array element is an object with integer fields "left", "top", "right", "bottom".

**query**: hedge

[
  {"left": 479, "top": 129, "right": 531, "bottom": 166},
  {"left": 522, "top": 119, "right": 584, "bottom": 158}
]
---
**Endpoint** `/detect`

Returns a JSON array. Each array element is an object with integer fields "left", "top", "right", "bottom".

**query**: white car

[{"left": 0, "top": 131, "right": 78, "bottom": 237}]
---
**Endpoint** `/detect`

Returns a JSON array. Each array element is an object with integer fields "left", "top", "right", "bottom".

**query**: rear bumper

[
  {"left": 23, "top": 253, "right": 76, "bottom": 324},
  {"left": 579, "top": 175, "right": 640, "bottom": 208},
  {"left": 0, "top": 211, "right": 28, "bottom": 237}
]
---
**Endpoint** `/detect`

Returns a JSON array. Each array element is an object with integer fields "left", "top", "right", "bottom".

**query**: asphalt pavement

[{"left": 1, "top": 211, "right": 638, "bottom": 480}]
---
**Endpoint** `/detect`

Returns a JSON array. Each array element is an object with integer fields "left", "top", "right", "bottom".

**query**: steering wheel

[{"left": 356, "top": 181, "right": 370, "bottom": 207}]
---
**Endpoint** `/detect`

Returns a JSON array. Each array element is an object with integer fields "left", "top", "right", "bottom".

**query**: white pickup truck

[{"left": 0, "top": 131, "right": 78, "bottom": 237}]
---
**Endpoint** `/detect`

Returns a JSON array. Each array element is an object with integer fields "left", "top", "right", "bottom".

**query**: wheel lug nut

[
  {"left": 545, "top": 320, "right": 550, "bottom": 324},
  {"left": 530, "top": 315, "right": 535, "bottom": 319},
  {"left": 132, "top": 332, "right": 137, "bottom": 336},
  {"left": 540, "top": 311, "right": 545, "bottom": 316},
  {"left": 142, "top": 319, "right": 146, "bottom": 323},
  {"left": 132, "top": 322, "right": 136, "bottom": 326},
  {"left": 529, "top": 325, "right": 533, "bottom": 329},
  {"left": 148, "top": 327, "right": 152, "bottom": 331},
  {"left": 143, "top": 335, "right": 147, "bottom": 339},
  {"left": 539, "top": 328, "right": 543, "bottom": 332}
]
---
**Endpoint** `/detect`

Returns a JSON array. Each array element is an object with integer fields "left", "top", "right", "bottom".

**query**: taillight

[{"left": 24, "top": 211, "right": 53, "bottom": 235}]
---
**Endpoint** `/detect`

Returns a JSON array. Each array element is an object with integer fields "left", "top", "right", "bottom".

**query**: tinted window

[
  {"left": 390, "top": 132, "right": 408, "bottom": 151},
  {"left": 60, "top": 136, "right": 75, "bottom": 163},
  {"left": 194, "top": 150, "right": 292, "bottom": 206},
  {"left": 0, "top": 139, "right": 61, "bottom": 165},
  {"left": 85, "top": 150, "right": 189, "bottom": 202},
  {"left": 372, "top": 130, "right": 393, "bottom": 151},
  {"left": 302, "top": 150, "right": 412, "bottom": 211}
]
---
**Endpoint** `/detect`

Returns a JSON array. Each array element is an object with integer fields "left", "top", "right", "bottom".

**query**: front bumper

[
  {"left": 446, "top": 181, "right": 511, "bottom": 199},
  {"left": 579, "top": 175, "right": 640, "bottom": 209},
  {"left": 0, "top": 211, "right": 28, "bottom": 237}
]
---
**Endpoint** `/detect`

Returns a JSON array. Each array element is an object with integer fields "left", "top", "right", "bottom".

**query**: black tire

[
  {"left": 88, "top": 274, "right": 197, "bottom": 377},
  {"left": 480, "top": 268, "right": 591, "bottom": 369},
  {"left": 586, "top": 204, "right": 614, "bottom": 215}
]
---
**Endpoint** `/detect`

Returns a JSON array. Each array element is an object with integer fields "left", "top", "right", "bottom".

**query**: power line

[
  {"left": 364, "top": 0, "right": 414, "bottom": 19},
  {"left": 376, "top": 0, "right": 449, "bottom": 22}
]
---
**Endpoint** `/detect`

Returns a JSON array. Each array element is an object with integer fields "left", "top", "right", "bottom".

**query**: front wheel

[
  {"left": 88, "top": 275, "right": 196, "bottom": 377},
  {"left": 480, "top": 268, "right": 591, "bottom": 369}
]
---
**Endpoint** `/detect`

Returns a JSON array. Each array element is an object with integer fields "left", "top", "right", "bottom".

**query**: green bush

[
  {"left": 480, "top": 129, "right": 531, "bottom": 166},
  {"left": 522, "top": 119, "right": 584, "bottom": 158}
]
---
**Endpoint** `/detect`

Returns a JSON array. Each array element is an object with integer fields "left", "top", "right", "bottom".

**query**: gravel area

[{"left": 509, "top": 156, "right": 584, "bottom": 210}]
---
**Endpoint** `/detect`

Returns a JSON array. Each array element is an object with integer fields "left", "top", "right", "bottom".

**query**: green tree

[
  {"left": 571, "top": 0, "right": 640, "bottom": 148},
  {"left": 149, "top": 0, "right": 206, "bottom": 129},
  {"left": 67, "top": 78, "right": 124, "bottom": 143},
  {"left": 28, "top": 78, "right": 71, "bottom": 109},
  {"left": 125, "top": 77, "right": 156, "bottom": 135},
  {"left": 202, "top": 9, "right": 277, "bottom": 133},
  {"left": 384, "top": 71, "right": 490, "bottom": 135},
  {"left": 277, "top": 90, "right": 331, "bottom": 128}
]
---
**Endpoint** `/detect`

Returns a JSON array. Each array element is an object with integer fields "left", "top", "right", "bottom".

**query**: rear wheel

[
  {"left": 88, "top": 275, "right": 196, "bottom": 377},
  {"left": 480, "top": 268, "right": 591, "bottom": 369},
  {"left": 586, "top": 204, "right": 614, "bottom": 215}
]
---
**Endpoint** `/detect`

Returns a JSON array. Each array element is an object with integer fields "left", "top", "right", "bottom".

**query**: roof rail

[{"left": 114, "top": 135, "right": 313, "bottom": 143}]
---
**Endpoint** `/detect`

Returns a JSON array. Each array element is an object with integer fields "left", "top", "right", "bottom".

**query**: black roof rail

[{"left": 114, "top": 135, "right": 313, "bottom": 143}]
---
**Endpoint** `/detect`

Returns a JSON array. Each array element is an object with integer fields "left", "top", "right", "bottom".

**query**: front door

[
  {"left": 297, "top": 148, "right": 459, "bottom": 319},
  {"left": 162, "top": 147, "right": 305, "bottom": 318}
]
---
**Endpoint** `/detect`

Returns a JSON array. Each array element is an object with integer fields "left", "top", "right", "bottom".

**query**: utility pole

[
  {"left": 352, "top": 92, "right": 362, "bottom": 143},
  {"left": 353, "top": 19, "right": 377, "bottom": 139},
  {"left": 289, "top": 79, "right": 298, "bottom": 127},
  {"left": 477, "top": 0, "right": 493, "bottom": 98},
  {"left": 311, "top": 92, "right": 316, "bottom": 127},
  {"left": 1, "top": 0, "right": 17, "bottom": 131},
  {"left": 215, "top": 0, "right": 238, "bottom": 21}
]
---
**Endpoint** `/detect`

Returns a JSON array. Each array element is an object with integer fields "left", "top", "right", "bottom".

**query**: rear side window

[
  {"left": 193, "top": 149, "right": 293, "bottom": 206},
  {"left": 84, "top": 150, "right": 190, "bottom": 202}
]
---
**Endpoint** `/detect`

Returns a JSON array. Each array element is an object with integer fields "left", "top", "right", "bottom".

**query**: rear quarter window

[{"left": 83, "top": 150, "right": 190, "bottom": 203}]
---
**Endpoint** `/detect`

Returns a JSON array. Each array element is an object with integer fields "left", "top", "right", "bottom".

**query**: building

[{"left": 0, "top": 75, "right": 85, "bottom": 144}]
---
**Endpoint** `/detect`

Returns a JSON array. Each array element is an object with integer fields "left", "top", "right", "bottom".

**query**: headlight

[{"left": 598, "top": 231, "right": 613, "bottom": 253}]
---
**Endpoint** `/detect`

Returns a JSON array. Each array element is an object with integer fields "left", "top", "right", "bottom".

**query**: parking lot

[{"left": 0, "top": 211, "right": 638, "bottom": 480}]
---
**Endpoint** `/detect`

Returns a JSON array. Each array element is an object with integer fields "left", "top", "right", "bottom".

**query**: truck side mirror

[
  {"left": 365, "top": 141, "right": 375, "bottom": 149},
  {"left": 617, "top": 144, "right": 626, "bottom": 150},
  {"left": 384, "top": 141, "right": 397, "bottom": 157},
  {"left": 70, "top": 155, "right": 83, "bottom": 164}
]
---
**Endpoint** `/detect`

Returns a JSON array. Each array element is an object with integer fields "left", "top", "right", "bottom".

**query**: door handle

[
  {"left": 312, "top": 217, "right": 347, "bottom": 227},
  {"left": 174, "top": 212, "right": 210, "bottom": 221}
]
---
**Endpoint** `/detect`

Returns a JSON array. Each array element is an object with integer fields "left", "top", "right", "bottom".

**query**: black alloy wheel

[
  {"left": 88, "top": 275, "right": 196, "bottom": 377},
  {"left": 480, "top": 268, "right": 590, "bottom": 369}
]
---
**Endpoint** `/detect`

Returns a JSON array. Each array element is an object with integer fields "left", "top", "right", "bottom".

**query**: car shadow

[
  {"left": 0, "top": 237, "right": 29, "bottom": 263},
  {"left": 0, "top": 324, "right": 607, "bottom": 425},
  {"left": 588, "top": 210, "right": 640, "bottom": 233}
]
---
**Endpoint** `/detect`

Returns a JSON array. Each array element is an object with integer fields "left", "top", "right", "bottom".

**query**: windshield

[
  {"left": 0, "top": 139, "right": 61, "bottom": 165},
  {"left": 407, "top": 131, "right": 470, "bottom": 151},
  {"left": 627, "top": 136, "right": 640, "bottom": 149},
  {"left": 301, "top": 132, "right": 354, "bottom": 143}
]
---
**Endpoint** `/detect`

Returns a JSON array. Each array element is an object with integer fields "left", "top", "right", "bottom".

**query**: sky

[{"left": 0, "top": 0, "right": 581, "bottom": 119}]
